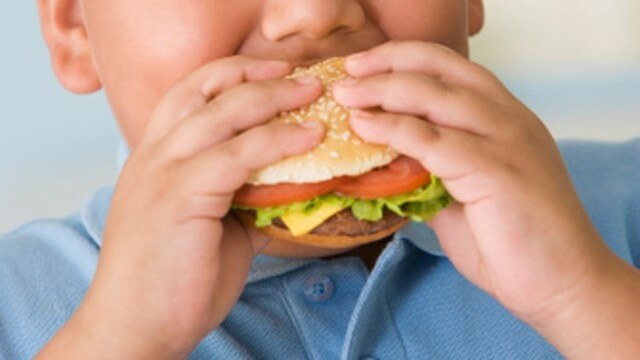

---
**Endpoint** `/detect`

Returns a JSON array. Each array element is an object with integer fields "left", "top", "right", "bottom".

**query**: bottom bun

[{"left": 233, "top": 209, "right": 409, "bottom": 249}]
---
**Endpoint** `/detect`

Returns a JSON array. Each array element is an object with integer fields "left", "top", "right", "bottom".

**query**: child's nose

[{"left": 261, "top": 0, "right": 366, "bottom": 41}]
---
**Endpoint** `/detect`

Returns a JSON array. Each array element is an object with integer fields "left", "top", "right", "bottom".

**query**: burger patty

[{"left": 272, "top": 208, "right": 406, "bottom": 237}]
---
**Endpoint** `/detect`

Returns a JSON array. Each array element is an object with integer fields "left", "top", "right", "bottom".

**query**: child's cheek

[
  {"left": 371, "top": 1, "right": 470, "bottom": 55},
  {"left": 85, "top": 2, "right": 253, "bottom": 148}
]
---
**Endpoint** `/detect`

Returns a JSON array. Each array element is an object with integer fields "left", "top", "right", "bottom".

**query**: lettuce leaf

[{"left": 233, "top": 175, "right": 452, "bottom": 227}]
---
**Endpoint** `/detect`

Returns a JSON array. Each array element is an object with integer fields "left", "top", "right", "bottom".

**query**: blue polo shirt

[{"left": 1, "top": 139, "right": 639, "bottom": 359}]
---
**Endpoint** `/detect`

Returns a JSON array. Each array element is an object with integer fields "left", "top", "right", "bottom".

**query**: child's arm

[
  {"left": 333, "top": 41, "right": 640, "bottom": 359},
  {"left": 37, "top": 57, "right": 325, "bottom": 358}
]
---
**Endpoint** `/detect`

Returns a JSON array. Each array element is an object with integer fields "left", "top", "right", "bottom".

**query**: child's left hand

[{"left": 333, "top": 41, "right": 640, "bottom": 357}]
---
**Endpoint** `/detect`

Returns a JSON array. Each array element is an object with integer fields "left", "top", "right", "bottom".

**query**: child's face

[{"left": 76, "top": 0, "right": 483, "bottom": 147}]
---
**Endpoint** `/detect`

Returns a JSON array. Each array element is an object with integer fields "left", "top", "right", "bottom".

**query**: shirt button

[{"left": 303, "top": 275, "right": 334, "bottom": 302}]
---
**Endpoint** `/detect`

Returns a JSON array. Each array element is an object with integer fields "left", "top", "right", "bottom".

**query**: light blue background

[
  {"left": 0, "top": 1, "right": 119, "bottom": 232},
  {"left": 1, "top": 2, "right": 639, "bottom": 232}
]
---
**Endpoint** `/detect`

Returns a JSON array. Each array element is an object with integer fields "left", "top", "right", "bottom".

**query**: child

[{"left": 1, "top": 0, "right": 639, "bottom": 358}]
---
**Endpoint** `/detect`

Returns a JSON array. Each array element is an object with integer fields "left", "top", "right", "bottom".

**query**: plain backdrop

[{"left": 1, "top": 0, "right": 640, "bottom": 233}]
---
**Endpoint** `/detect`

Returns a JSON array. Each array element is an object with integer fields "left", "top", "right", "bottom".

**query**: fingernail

[
  {"left": 300, "top": 121, "right": 324, "bottom": 132},
  {"left": 295, "top": 75, "right": 319, "bottom": 85},
  {"left": 349, "top": 110, "right": 376, "bottom": 140},
  {"left": 346, "top": 52, "right": 367, "bottom": 65},
  {"left": 348, "top": 114, "right": 374, "bottom": 140},
  {"left": 350, "top": 109, "right": 373, "bottom": 120},
  {"left": 334, "top": 78, "right": 358, "bottom": 88}
]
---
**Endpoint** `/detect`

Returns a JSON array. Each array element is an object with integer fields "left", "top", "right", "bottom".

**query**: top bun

[{"left": 247, "top": 57, "right": 398, "bottom": 185}]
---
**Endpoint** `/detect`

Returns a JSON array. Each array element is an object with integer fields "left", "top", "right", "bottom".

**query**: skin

[{"left": 34, "top": 0, "right": 640, "bottom": 358}]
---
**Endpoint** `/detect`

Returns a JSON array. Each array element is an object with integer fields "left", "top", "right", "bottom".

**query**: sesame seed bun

[{"left": 247, "top": 57, "right": 398, "bottom": 185}]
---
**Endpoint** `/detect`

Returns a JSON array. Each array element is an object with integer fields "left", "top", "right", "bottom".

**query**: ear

[
  {"left": 37, "top": 0, "right": 101, "bottom": 93},
  {"left": 468, "top": 0, "right": 484, "bottom": 36}
]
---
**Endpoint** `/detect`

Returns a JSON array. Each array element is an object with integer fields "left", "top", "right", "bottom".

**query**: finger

[
  {"left": 144, "top": 57, "right": 293, "bottom": 144},
  {"left": 334, "top": 71, "right": 498, "bottom": 135},
  {"left": 163, "top": 76, "right": 322, "bottom": 159},
  {"left": 428, "top": 203, "right": 485, "bottom": 287},
  {"left": 208, "top": 216, "right": 258, "bottom": 325},
  {"left": 181, "top": 121, "right": 325, "bottom": 217},
  {"left": 343, "top": 41, "right": 506, "bottom": 96},
  {"left": 349, "top": 110, "right": 495, "bottom": 203}
]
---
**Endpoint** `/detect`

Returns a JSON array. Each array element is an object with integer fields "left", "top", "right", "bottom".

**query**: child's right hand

[{"left": 39, "top": 57, "right": 325, "bottom": 358}]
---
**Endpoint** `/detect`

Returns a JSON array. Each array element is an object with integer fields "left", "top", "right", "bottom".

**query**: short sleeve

[
  {"left": 559, "top": 138, "right": 640, "bottom": 267},
  {"left": 0, "top": 216, "right": 98, "bottom": 358}
]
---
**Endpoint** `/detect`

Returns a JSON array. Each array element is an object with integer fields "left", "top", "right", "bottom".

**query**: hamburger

[{"left": 232, "top": 57, "right": 451, "bottom": 248}]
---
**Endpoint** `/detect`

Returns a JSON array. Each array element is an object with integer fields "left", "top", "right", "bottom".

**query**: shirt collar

[
  {"left": 79, "top": 186, "right": 113, "bottom": 248},
  {"left": 79, "top": 139, "right": 129, "bottom": 248},
  {"left": 394, "top": 221, "right": 446, "bottom": 257}
]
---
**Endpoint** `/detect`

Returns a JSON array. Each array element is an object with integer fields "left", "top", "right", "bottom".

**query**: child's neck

[{"left": 323, "top": 236, "right": 392, "bottom": 270}]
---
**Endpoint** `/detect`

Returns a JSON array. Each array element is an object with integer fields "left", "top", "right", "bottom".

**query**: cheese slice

[{"left": 281, "top": 202, "right": 348, "bottom": 236}]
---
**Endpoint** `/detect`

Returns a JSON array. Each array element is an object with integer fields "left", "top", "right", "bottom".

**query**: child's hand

[
  {"left": 333, "top": 41, "right": 632, "bottom": 340},
  {"left": 42, "top": 57, "right": 324, "bottom": 358}
]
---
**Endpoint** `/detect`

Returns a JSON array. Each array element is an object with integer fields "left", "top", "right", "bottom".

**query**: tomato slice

[
  {"left": 233, "top": 177, "right": 346, "bottom": 207},
  {"left": 335, "top": 156, "right": 431, "bottom": 199},
  {"left": 233, "top": 156, "right": 430, "bottom": 207}
]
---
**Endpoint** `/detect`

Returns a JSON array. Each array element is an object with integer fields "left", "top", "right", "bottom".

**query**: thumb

[
  {"left": 429, "top": 203, "right": 485, "bottom": 287},
  {"left": 207, "top": 217, "right": 262, "bottom": 326}
]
